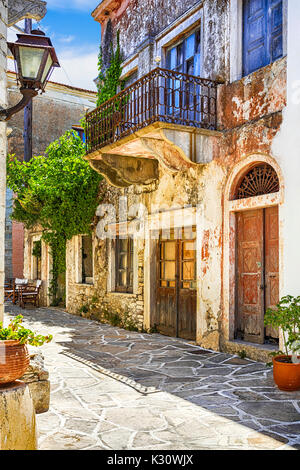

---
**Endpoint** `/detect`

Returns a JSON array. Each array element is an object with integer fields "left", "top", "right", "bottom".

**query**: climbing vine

[
  {"left": 6, "top": 130, "right": 103, "bottom": 305},
  {"left": 96, "top": 31, "right": 123, "bottom": 107}
]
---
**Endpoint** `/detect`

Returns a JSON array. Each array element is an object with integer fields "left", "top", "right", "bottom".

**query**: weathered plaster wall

[
  {"left": 98, "top": 0, "right": 229, "bottom": 81},
  {"left": 271, "top": 0, "right": 300, "bottom": 298}
]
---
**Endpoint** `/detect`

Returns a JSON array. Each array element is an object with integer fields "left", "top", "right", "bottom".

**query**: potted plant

[
  {"left": 0, "top": 315, "right": 52, "bottom": 385},
  {"left": 264, "top": 295, "right": 300, "bottom": 391}
]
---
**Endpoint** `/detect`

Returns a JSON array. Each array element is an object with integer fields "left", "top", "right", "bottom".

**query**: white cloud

[
  {"left": 50, "top": 48, "right": 98, "bottom": 91},
  {"left": 46, "top": 0, "right": 99, "bottom": 11},
  {"left": 58, "top": 35, "right": 75, "bottom": 44}
]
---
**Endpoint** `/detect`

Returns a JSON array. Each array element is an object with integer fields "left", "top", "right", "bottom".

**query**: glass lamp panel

[
  {"left": 41, "top": 53, "right": 53, "bottom": 84},
  {"left": 19, "top": 46, "right": 45, "bottom": 79}
]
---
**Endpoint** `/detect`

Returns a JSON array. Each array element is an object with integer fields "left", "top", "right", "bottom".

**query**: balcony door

[{"left": 166, "top": 29, "right": 201, "bottom": 124}]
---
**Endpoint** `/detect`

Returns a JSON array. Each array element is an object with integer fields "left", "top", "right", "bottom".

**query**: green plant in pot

[
  {"left": 264, "top": 295, "right": 300, "bottom": 391},
  {"left": 0, "top": 315, "right": 52, "bottom": 385}
]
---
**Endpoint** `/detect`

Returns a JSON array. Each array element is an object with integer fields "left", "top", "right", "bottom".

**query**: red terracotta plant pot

[
  {"left": 272, "top": 355, "right": 300, "bottom": 392},
  {"left": 0, "top": 340, "right": 30, "bottom": 385}
]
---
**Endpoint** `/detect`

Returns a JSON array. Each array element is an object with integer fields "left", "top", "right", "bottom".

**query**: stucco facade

[{"left": 29, "top": 0, "right": 299, "bottom": 361}]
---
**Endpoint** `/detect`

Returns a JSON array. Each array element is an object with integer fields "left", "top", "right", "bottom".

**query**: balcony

[{"left": 85, "top": 67, "right": 221, "bottom": 187}]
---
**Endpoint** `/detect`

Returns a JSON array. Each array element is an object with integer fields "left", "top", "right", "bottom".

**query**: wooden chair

[
  {"left": 4, "top": 278, "right": 15, "bottom": 302},
  {"left": 14, "top": 279, "right": 29, "bottom": 305},
  {"left": 4, "top": 278, "right": 28, "bottom": 304},
  {"left": 19, "top": 280, "right": 42, "bottom": 309}
]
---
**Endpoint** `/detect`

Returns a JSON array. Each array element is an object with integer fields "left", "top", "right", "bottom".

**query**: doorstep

[{"left": 222, "top": 339, "right": 277, "bottom": 363}]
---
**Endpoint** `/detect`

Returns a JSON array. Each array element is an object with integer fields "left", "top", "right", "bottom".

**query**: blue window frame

[
  {"left": 243, "top": 0, "right": 283, "bottom": 76},
  {"left": 72, "top": 125, "right": 85, "bottom": 143},
  {"left": 165, "top": 29, "right": 201, "bottom": 121}
]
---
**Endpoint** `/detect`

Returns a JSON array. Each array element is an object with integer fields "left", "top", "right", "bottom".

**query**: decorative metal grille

[
  {"left": 235, "top": 164, "right": 280, "bottom": 200},
  {"left": 85, "top": 67, "right": 219, "bottom": 154}
]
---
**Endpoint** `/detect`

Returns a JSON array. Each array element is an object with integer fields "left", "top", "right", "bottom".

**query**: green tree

[{"left": 6, "top": 130, "right": 103, "bottom": 304}]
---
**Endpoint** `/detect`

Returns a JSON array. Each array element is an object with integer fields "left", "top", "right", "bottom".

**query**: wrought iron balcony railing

[{"left": 86, "top": 67, "right": 218, "bottom": 154}]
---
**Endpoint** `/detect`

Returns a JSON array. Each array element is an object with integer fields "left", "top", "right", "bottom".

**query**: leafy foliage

[
  {"left": 96, "top": 31, "right": 123, "bottom": 107},
  {"left": 6, "top": 131, "right": 103, "bottom": 304},
  {"left": 32, "top": 240, "right": 41, "bottom": 258},
  {"left": 264, "top": 295, "right": 300, "bottom": 358},
  {"left": 0, "top": 315, "right": 52, "bottom": 346}
]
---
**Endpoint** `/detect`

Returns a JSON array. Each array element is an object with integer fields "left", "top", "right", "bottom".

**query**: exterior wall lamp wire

[{"left": 0, "top": 29, "right": 60, "bottom": 122}]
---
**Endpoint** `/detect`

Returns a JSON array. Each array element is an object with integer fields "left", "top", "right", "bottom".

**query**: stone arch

[{"left": 225, "top": 154, "right": 284, "bottom": 204}]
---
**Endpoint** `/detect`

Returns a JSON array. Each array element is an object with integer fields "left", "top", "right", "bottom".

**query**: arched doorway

[
  {"left": 234, "top": 164, "right": 280, "bottom": 344},
  {"left": 223, "top": 156, "right": 284, "bottom": 347}
]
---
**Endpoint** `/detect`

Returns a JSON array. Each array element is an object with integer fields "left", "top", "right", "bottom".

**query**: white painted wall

[{"left": 272, "top": 0, "right": 300, "bottom": 297}]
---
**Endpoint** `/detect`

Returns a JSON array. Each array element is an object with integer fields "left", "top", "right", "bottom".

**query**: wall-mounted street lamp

[{"left": 0, "top": 30, "right": 60, "bottom": 122}]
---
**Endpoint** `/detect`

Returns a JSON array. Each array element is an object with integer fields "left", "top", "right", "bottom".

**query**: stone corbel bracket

[
  {"left": 88, "top": 154, "right": 159, "bottom": 188},
  {"left": 86, "top": 122, "right": 222, "bottom": 188}
]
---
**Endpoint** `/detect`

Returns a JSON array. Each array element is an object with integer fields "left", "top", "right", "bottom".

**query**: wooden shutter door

[
  {"left": 265, "top": 206, "right": 279, "bottom": 340},
  {"left": 236, "top": 210, "right": 265, "bottom": 344},
  {"left": 156, "top": 236, "right": 177, "bottom": 337}
]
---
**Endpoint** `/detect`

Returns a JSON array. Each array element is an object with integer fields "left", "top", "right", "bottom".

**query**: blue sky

[{"left": 8, "top": 0, "right": 101, "bottom": 91}]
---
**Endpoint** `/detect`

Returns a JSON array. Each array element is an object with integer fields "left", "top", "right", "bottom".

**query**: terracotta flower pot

[
  {"left": 0, "top": 340, "right": 30, "bottom": 385},
  {"left": 272, "top": 355, "right": 300, "bottom": 392}
]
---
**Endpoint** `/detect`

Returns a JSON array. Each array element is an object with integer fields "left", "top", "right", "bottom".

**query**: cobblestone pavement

[{"left": 5, "top": 304, "right": 300, "bottom": 450}]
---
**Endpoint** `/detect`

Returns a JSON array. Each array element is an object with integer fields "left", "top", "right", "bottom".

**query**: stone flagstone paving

[{"left": 5, "top": 304, "right": 300, "bottom": 450}]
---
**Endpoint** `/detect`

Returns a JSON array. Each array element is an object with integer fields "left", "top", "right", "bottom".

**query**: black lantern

[{"left": 0, "top": 30, "right": 60, "bottom": 121}]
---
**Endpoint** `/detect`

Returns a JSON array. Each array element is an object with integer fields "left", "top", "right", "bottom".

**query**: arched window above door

[{"left": 234, "top": 163, "right": 280, "bottom": 200}]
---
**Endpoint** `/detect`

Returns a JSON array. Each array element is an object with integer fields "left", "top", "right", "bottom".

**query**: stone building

[
  {"left": 29, "top": 0, "right": 300, "bottom": 361},
  {"left": 7, "top": 74, "right": 97, "bottom": 303}
]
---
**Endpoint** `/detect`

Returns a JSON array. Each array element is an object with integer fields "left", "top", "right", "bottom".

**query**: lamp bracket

[{"left": 0, "top": 88, "right": 38, "bottom": 122}]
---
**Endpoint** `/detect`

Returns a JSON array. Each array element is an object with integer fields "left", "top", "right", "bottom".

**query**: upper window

[
  {"left": 81, "top": 235, "right": 93, "bottom": 284},
  {"left": 115, "top": 237, "right": 133, "bottom": 293},
  {"left": 243, "top": 0, "right": 283, "bottom": 76},
  {"left": 166, "top": 29, "right": 201, "bottom": 77},
  {"left": 32, "top": 240, "right": 42, "bottom": 280}
]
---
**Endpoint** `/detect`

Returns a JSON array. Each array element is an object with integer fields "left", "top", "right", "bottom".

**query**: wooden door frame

[
  {"left": 235, "top": 207, "right": 273, "bottom": 344},
  {"left": 155, "top": 228, "right": 197, "bottom": 339},
  {"left": 143, "top": 206, "right": 204, "bottom": 341},
  {"left": 222, "top": 155, "right": 284, "bottom": 348}
]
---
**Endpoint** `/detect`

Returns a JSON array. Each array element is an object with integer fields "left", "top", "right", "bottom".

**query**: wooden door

[
  {"left": 265, "top": 206, "right": 279, "bottom": 340},
  {"left": 156, "top": 228, "right": 196, "bottom": 340},
  {"left": 236, "top": 209, "right": 265, "bottom": 344},
  {"left": 156, "top": 235, "right": 177, "bottom": 337},
  {"left": 236, "top": 207, "right": 279, "bottom": 344}
]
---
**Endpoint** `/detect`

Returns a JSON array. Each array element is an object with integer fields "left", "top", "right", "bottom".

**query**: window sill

[
  {"left": 107, "top": 291, "right": 137, "bottom": 298},
  {"left": 75, "top": 282, "right": 94, "bottom": 287}
]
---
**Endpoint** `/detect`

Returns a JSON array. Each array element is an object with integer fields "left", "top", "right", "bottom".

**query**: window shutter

[
  {"left": 243, "top": 0, "right": 268, "bottom": 76},
  {"left": 269, "top": 0, "right": 283, "bottom": 62}
]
